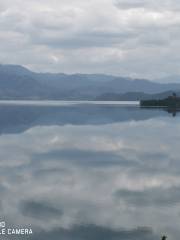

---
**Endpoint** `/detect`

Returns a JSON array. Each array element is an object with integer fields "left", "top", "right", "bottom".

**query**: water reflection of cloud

[
  {"left": 33, "top": 149, "right": 138, "bottom": 167},
  {"left": 115, "top": 186, "right": 180, "bottom": 207},
  {"left": 21, "top": 201, "right": 63, "bottom": 220},
  {"left": 29, "top": 225, "right": 157, "bottom": 240},
  {"left": 0, "top": 118, "right": 179, "bottom": 239}
]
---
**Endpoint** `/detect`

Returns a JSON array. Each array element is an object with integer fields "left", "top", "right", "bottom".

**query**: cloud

[
  {"left": 32, "top": 30, "right": 134, "bottom": 49},
  {"left": 114, "top": 0, "right": 180, "bottom": 11},
  {"left": 0, "top": 0, "right": 180, "bottom": 78},
  {"left": 114, "top": 0, "right": 148, "bottom": 9}
]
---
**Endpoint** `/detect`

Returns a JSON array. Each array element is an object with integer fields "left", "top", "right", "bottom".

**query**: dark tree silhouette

[
  {"left": 172, "top": 92, "right": 177, "bottom": 98},
  {"left": 162, "top": 235, "right": 167, "bottom": 240}
]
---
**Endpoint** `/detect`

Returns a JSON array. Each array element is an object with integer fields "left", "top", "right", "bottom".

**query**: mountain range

[{"left": 0, "top": 64, "right": 180, "bottom": 100}]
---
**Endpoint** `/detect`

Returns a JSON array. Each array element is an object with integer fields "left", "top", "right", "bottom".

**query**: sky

[{"left": 0, "top": 0, "right": 180, "bottom": 79}]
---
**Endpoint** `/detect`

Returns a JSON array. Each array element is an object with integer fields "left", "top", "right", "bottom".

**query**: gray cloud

[
  {"left": 0, "top": 0, "right": 180, "bottom": 78},
  {"left": 114, "top": 0, "right": 180, "bottom": 11},
  {"left": 114, "top": 0, "right": 151, "bottom": 10},
  {"left": 32, "top": 30, "right": 135, "bottom": 49}
]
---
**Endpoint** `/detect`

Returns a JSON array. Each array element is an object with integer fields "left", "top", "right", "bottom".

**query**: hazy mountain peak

[{"left": 0, "top": 64, "right": 33, "bottom": 76}]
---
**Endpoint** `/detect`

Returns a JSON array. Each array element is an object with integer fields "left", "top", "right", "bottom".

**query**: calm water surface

[{"left": 0, "top": 101, "right": 179, "bottom": 240}]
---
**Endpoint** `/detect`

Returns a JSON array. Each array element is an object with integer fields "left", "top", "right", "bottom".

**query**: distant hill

[
  {"left": 95, "top": 91, "right": 180, "bottom": 101},
  {"left": 156, "top": 75, "right": 180, "bottom": 83},
  {"left": 0, "top": 64, "right": 180, "bottom": 100}
]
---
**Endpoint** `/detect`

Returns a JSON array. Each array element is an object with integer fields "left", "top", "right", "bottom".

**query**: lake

[{"left": 0, "top": 101, "right": 179, "bottom": 240}]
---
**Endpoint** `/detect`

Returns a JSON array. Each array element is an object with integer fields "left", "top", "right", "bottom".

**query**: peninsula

[{"left": 140, "top": 93, "right": 180, "bottom": 108}]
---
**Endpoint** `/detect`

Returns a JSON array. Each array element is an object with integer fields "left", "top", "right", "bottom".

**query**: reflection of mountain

[{"left": 0, "top": 104, "right": 174, "bottom": 134}]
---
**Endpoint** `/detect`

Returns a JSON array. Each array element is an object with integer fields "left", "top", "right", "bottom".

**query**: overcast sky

[{"left": 0, "top": 0, "right": 180, "bottom": 79}]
